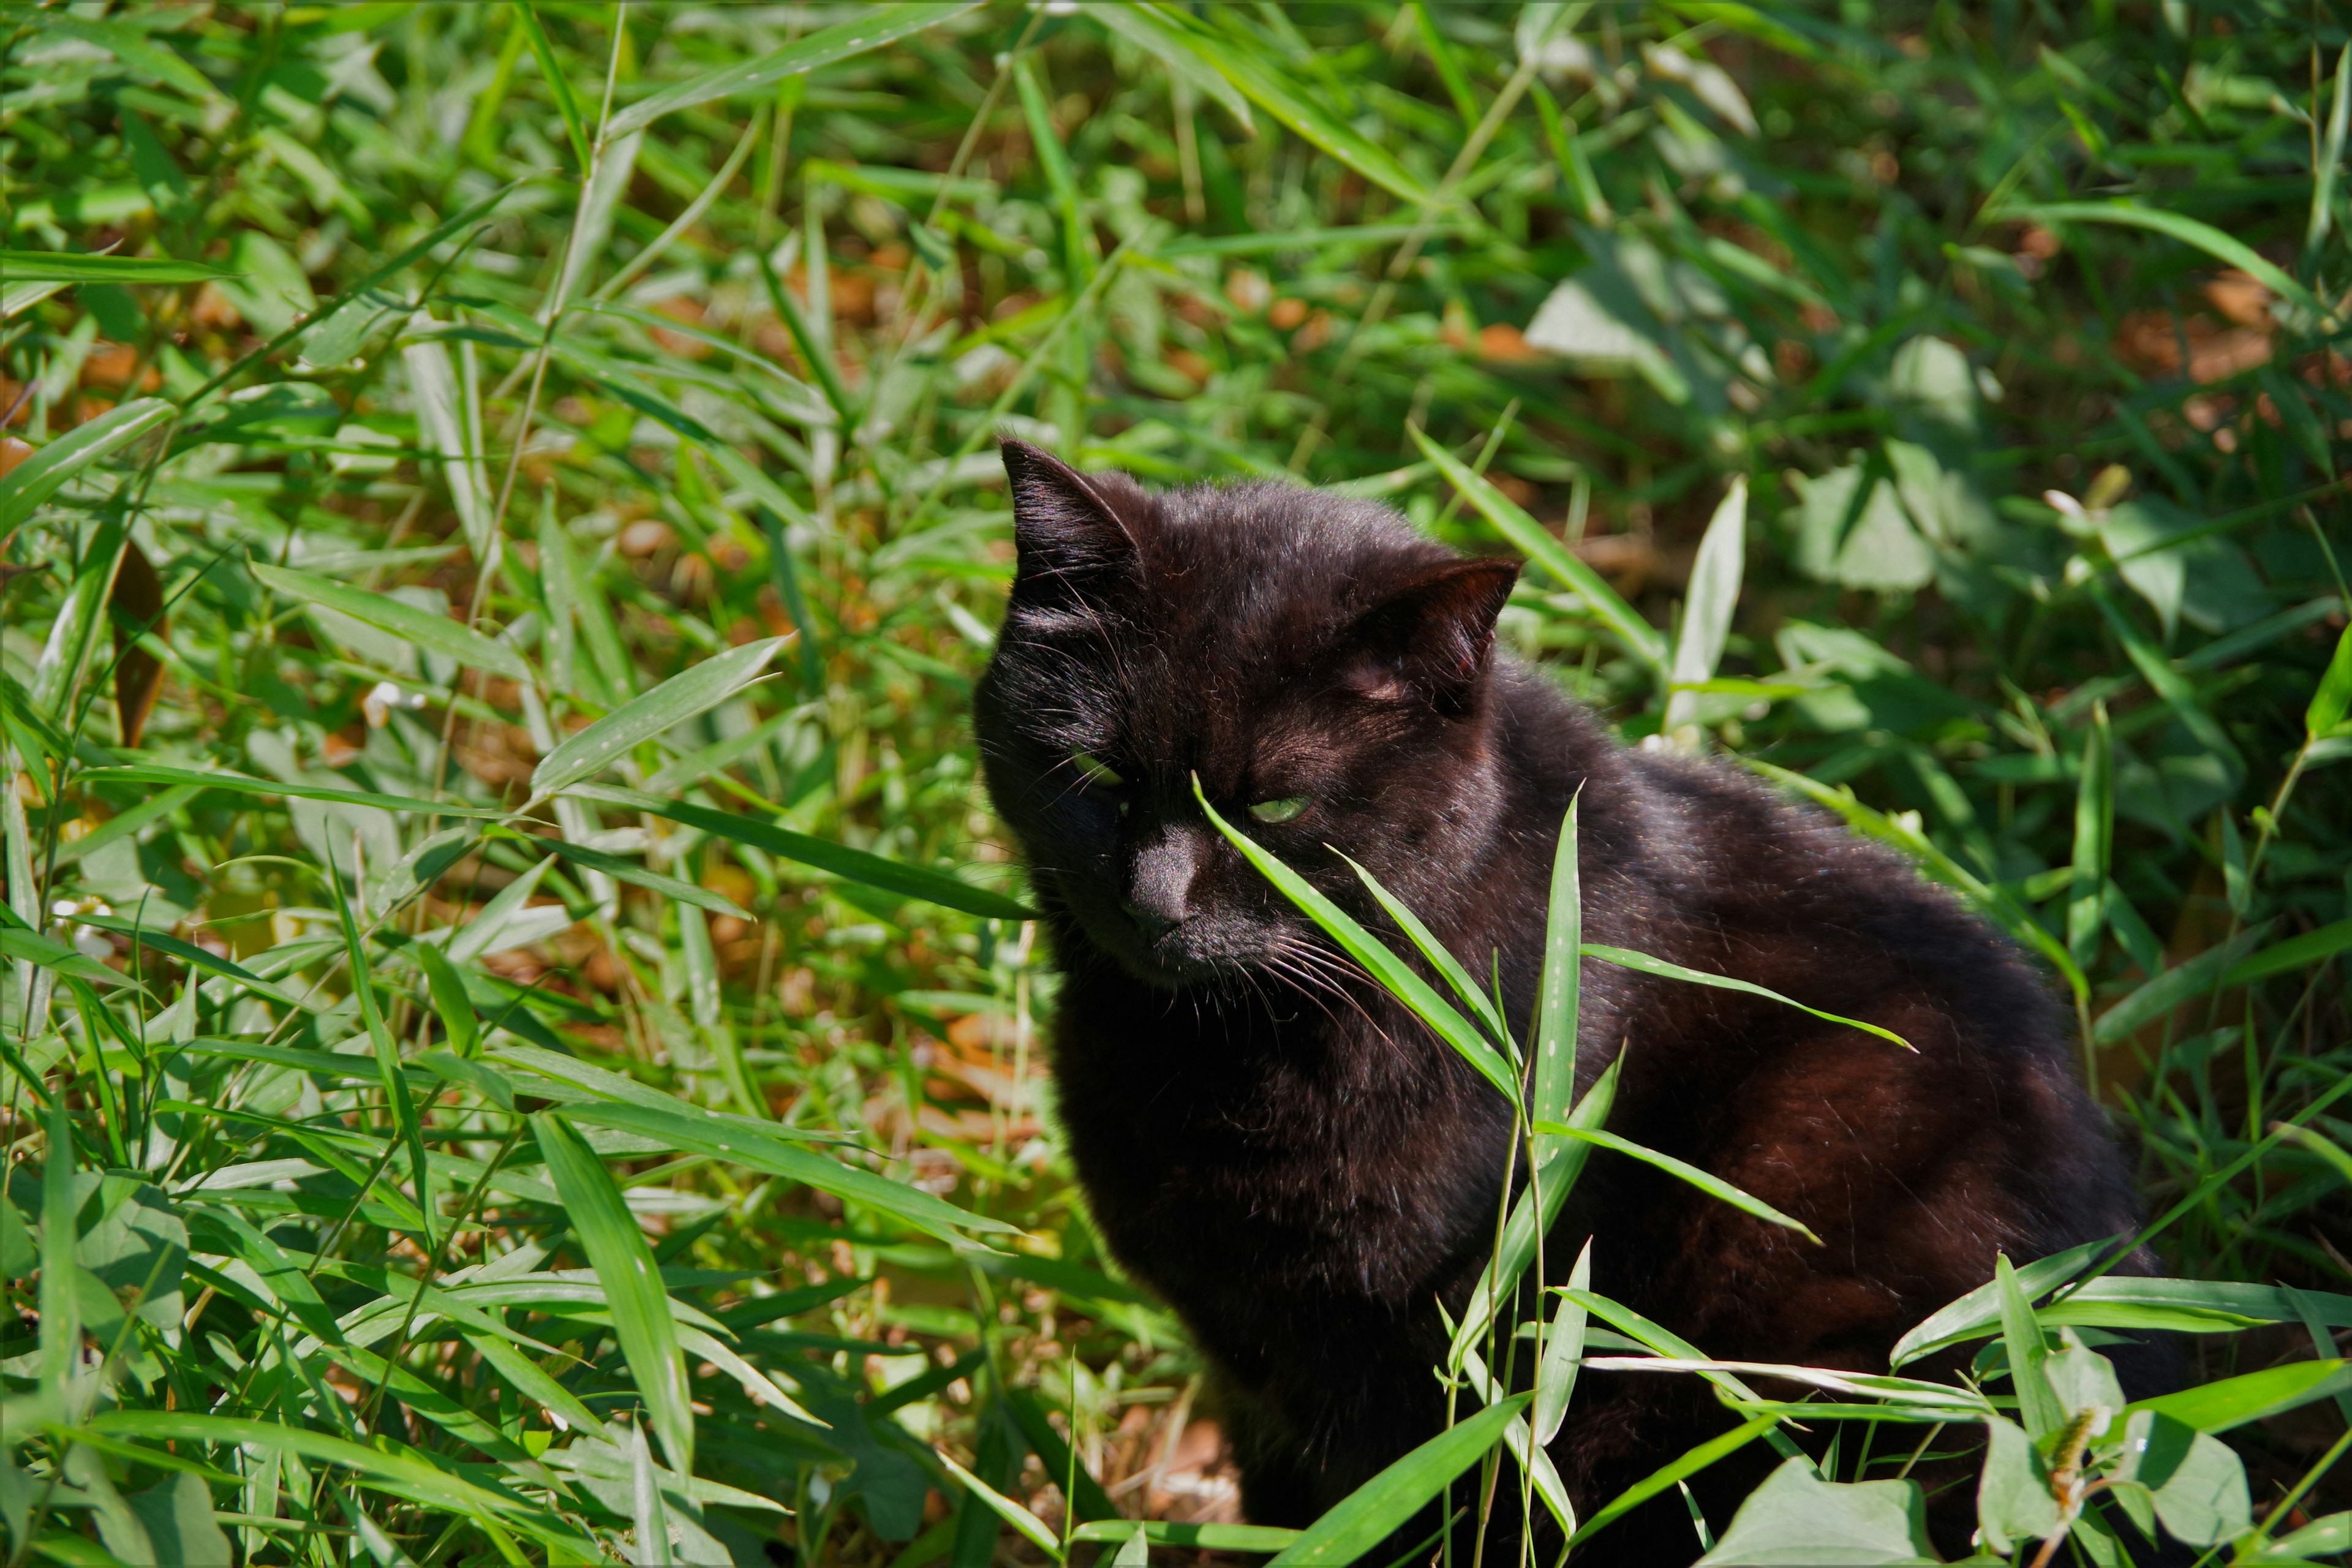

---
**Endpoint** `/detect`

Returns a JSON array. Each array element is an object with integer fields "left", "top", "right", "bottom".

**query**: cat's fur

[{"left": 973, "top": 441, "right": 2159, "bottom": 1562}]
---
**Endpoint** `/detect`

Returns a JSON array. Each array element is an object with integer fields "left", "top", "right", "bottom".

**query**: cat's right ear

[{"left": 1001, "top": 439, "right": 1142, "bottom": 602}]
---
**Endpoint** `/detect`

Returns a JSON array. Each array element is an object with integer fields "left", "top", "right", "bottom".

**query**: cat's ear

[
  {"left": 1001, "top": 439, "right": 1145, "bottom": 600},
  {"left": 1341, "top": 558, "right": 1520, "bottom": 714}
]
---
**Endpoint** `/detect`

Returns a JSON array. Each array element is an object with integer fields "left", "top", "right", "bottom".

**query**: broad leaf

[{"left": 1696, "top": 1456, "right": 1938, "bottom": 1566}]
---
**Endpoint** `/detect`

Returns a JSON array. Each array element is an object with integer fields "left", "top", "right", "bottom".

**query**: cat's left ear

[
  {"left": 1341, "top": 558, "right": 1520, "bottom": 715},
  {"left": 1001, "top": 439, "right": 1148, "bottom": 601}
]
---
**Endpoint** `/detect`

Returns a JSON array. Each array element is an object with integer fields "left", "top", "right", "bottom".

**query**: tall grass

[{"left": 0, "top": 2, "right": 2346, "bottom": 1566}]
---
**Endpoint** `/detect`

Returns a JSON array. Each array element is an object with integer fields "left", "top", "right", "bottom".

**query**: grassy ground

[{"left": 2, "top": 2, "right": 2350, "bottom": 1565}]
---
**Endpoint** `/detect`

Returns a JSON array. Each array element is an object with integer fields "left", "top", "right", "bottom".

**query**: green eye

[
  {"left": 1072, "top": 752, "right": 1125, "bottom": 789},
  {"left": 1248, "top": 795, "right": 1310, "bottom": 824}
]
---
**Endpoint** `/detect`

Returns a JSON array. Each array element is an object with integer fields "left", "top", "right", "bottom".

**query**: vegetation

[{"left": 1, "top": 1, "right": 2349, "bottom": 1565}]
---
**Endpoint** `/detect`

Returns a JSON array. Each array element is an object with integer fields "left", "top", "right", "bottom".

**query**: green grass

[{"left": 0, "top": 2, "right": 2348, "bottom": 1565}]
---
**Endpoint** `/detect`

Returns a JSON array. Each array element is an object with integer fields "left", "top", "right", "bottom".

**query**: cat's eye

[
  {"left": 1249, "top": 795, "right": 1310, "bottom": 824},
  {"left": 1072, "top": 752, "right": 1125, "bottom": 790}
]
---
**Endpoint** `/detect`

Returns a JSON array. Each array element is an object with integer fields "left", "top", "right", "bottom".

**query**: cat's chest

[{"left": 1050, "top": 985, "right": 1512, "bottom": 1287}]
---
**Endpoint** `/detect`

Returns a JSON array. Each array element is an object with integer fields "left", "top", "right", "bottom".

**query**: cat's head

[{"left": 974, "top": 440, "right": 1520, "bottom": 991}]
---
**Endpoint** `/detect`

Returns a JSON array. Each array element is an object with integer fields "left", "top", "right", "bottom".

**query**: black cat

[{"left": 973, "top": 440, "right": 2160, "bottom": 1564}]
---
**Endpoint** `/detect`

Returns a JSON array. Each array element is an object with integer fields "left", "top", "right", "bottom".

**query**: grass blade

[
  {"left": 1193, "top": 778, "right": 1518, "bottom": 1104},
  {"left": 0, "top": 251, "right": 231, "bottom": 284},
  {"left": 79, "top": 764, "right": 505, "bottom": 817},
  {"left": 2003, "top": 200, "right": 2329, "bottom": 322},
  {"left": 1265, "top": 1395, "right": 1529, "bottom": 1566},
  {"left": 530, "top": 637, "right": 786, "bottom": 795},
  {"left": 935, "top": 1447, "right": 1064, "bottom": 1560},
  {"left": 532, "top": 1111, "right": 695, "bottom": 1474},
  {"left": 2128, "top": 1360, "right": 2352, "bottom": 1434},
  {"left": 1531, "top": 796, "right": 1582, "bottom": 1163},
  {"left": 0, "top": 398, "right": 172, "bottom": 534},
  {"left": 1409, "top": 424, "right": 1666, "bottom": 672},
  {"left": 1569, "top": 1413, "right": 1781, "bottom": 1550},
  {"left": 1529, "top": 1124, "right": 1823, "bottom": 1244},
  {"left": 1532, "top": 1238, "right": 1592, "bottom": 1445},
  {"left": 1580, "top": 943, "right": 1912, "bottom": 1050},
  {"left": 252, "top": 564, "right": 527, "bottom": 682},
  {"left": 2066, "top": 701, "right": 2113, "bottom": 969},
  {"left": 1131, "top": 2, "right": 1435, "bottom": 208},
  {"left": 609, "top": 4, "right": 982, "bottom": 138},
  {"left": 1664, "top": 476, "right": 1747, "bottom": 736},
  {"left": 572, "top": 784, "right": 1036, "bottom": 921},
  {"left": 514, "top": 2, "right": 591, "bottom": 173},
  {"left": 1334, "top": 850, "right": 1509, "bottom": 1047}
]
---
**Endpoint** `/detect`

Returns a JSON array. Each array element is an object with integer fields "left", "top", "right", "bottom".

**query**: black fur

[{"left": 973, "top": 442, "right": 2162, "bottom": 1563}]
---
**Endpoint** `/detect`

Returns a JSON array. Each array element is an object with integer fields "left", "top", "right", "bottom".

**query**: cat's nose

[
  {"left": 1121, "top": 899, "right": 1180, "bottom": 938},
  {"left": 1125, "top": 826, "right": 1202, "bottom": 938}
]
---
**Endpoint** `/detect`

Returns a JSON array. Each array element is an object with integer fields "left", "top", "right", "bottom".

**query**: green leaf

[
  {"left": 252, "top": 562, "right": 529, "bottom": 682},
  {"left": 2067, "top": 701, "right": 2113, "bottom": 968},
  {"left": 935, "top": 1447, "right": 1063, "bottom": 1560},
  {"left": 514, "top": 2, "right": 591, "bottom": 173},
  {"left": 2109, "top": 1409, "right": 2250, "bottom": 1546},
  {"left": 75, "top": 914, "right": 301, "bottom": 1008},
  {"left": 2094, "top": 923, "right": 2270, "bottom": 1043},
  {"left": 1532, "top": 1239, "right": 1591, "bottom": 1445},
  {"left": 28, "top": 15, "right": 221, "bottom": 101},
  {"left": 2003, "top": 200, "right": 2329, "bottom": 323},
  {"left": 1449, "top": 1054, "right": 1618, "bottom": 1369},
  {"left": 1130, "top": 2, "right": 1435, "bottom": 208},
  {"left": 124, "top": 1472, "right": 230, "bottom": 1568},
  {"left": 0, "top": 925, "right": 137, "bottom": 989},
  {"left": 84, "top": 1412, "right": 571, "bottom": 1532},
  {"left": 0, "top": 398, "right": 173, "bottom": 534},
  {"left": 1068, "top": 1523, "right": 1298, "bottom": 1554},
  {"left": 489, "top": 1045, "right": 1007, "bottom": 1237},
  {"left": 531, "top": 837, "right": 753, "bottom": 921},
  {"left": 608, "top": 4, "right": 984, "bottom": 137},
  {"left": 1996, "top": 1253, "right": 2067, "bottom": 1439},
  {"left": 1580, "top": 944, "right": 1912, "bottom": 1050},
  {"left": 1664, "top": 477, "right": 1747, "bottom": 733},
  {"left": 2127, "top": 1358, "right": 2352, "bottom": 1433},
  {"left": 1972, "top": 1414, "right": 2061, "bottom": 1558},
  {"left": 1528, "top": 1124, "right": 1823, "bottom": 1243},
  {"left": 1085, "top": 6, "right": 1254, "bottom": 132},
  {"left": 1898, "top": 1259, "right": 2352, "bottom": 1365},
  {"left": 0, "top": 251, "right": 231, "bottom": 284},
  {"left": 411, "top": 941, "right": 478, "bottom": 1058},
  {"left": 78, "top": 765, "right": 505, "bottom": 818},
  {"left": 1531, "top": 796, "right": 1583, "bottom": 1162},
  {"left": 1192, "top": 778, "right": 1518, "bottom": 1104},
  {"left": 2223, "top": 918, "right": 2352, "bottom": 988},
  {"left": 1265, "top": 1395, "right": 1530, "bottom": 1566},
  {"left": 329, "top": 848, "right": 433, "bottom": 1254},
  {"left": 2262, "top": 1513, "right": 2352, "bottom": 1561},
  {"left": 532, "top": 1111, "right": 695, "bottom": 1474},
  {"left": 571, "top": 785, "right": 1036, "bottom": 922},
  {"left": 2309, "top": 621, "right": 2352, "bottom": 738},
  {"left": 1410, "top": 424, "right": 1666, "bottom": 671},
  {"left": 1589, "top": 1416, "right": 1790, "bottom": 1555},
  {"left": 532, "top": 637, "right": 787, "bottom": 794},
  {"left": 1335, "top": 850, "right": 1509, "bottom": 1047},
  {"left": 552, "top": 1098, "right": 1009, "bottom": 1243},
  {"left": 1693, "top": 1455, "right": 1937, "bottom": 1566}
]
